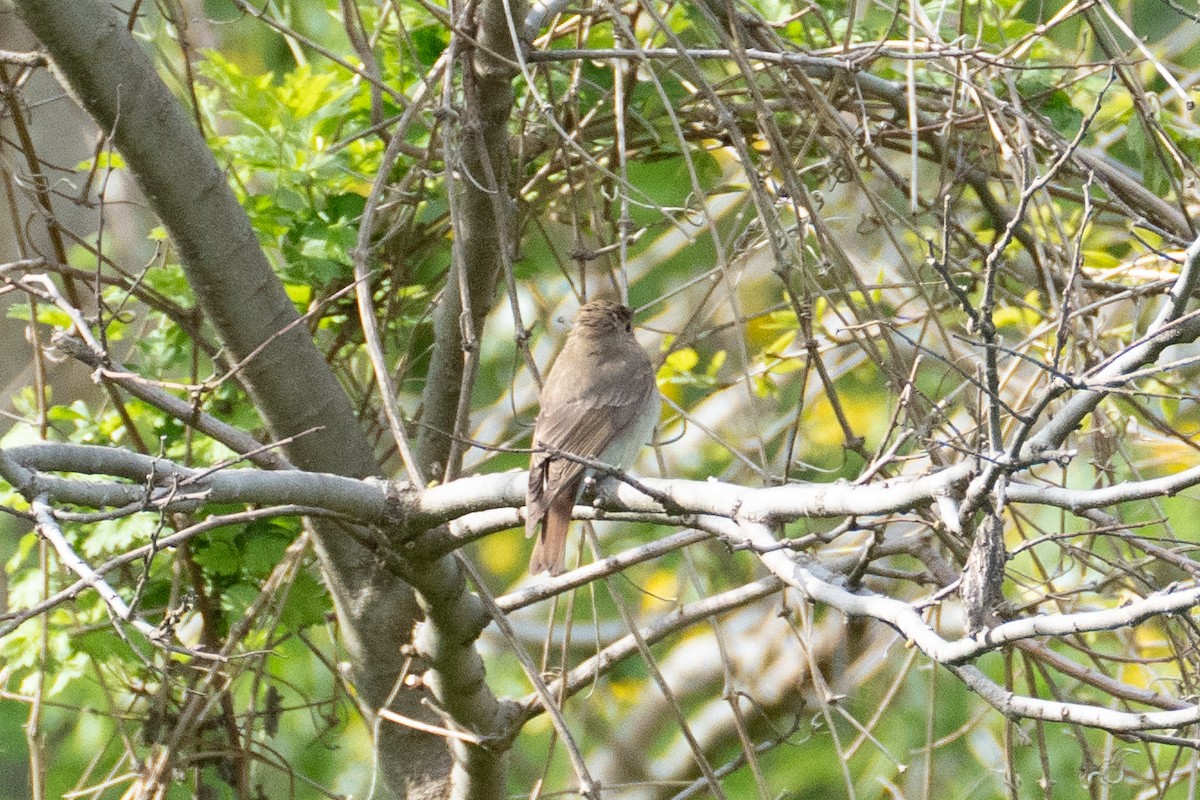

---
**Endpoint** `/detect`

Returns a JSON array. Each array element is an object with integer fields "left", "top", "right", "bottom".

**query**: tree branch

[
  {"left": 415, "top": 0, "right": 525, "bottom": 480},
  {"left": 9, "top": 2, "right": 436, "bottom": 794},
  {"left": 9, "top": 440, "right": 1200, "bottom": 739}
]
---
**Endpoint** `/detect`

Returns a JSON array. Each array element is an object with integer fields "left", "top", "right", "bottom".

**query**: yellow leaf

[
  {"left": 802, "top": 395, "right": 843, "bottom": 448},
  {"left": 768, "top": 356, "right": 805, "bottom": 375},
  {"left": 609, "top": 678, "right": 640, "bottom": 703},
  {"left": 284, "top": 283, "right": 312, "bottom": 306},
  {"left": 993, "top": 306, "right": 1024, "bottom": 330},
  {"left": 762, "top": 329, "right": 797, "bottom": 358},
  {"left": 664, "top": 347, "right": 698, "bottom": 373},
  {"left": 1134, "top": 620, "right": 1172, "bottom": 660},
  {"left": 641, "top": 569, "right": 678, "bottom": 613},
  {"left": 707, "top": 350, "right": 727, "bottom": 376},
  {"left": 479, "top": 528, "right": 523, "bottom": 575}
]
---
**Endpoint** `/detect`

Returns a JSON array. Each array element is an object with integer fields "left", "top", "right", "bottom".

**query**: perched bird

[{"left": 526, "top": 299, "right": 660, "bottom": 575}]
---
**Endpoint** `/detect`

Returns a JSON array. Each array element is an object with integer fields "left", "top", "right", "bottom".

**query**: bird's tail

[{"left": 529, "top": 490, "right": 574, "bottom": 576}]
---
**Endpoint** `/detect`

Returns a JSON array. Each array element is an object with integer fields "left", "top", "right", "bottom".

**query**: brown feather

[
  {"left": 528, "top": 484, "right": 578, "bottom": 575},
  {"left": 525, "top": 299, "right": 659, "bottom": 575}
]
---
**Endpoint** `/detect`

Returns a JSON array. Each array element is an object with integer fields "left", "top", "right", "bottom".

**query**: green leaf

[
  {"left": 281, "top": 570, "right": 329, "bottom": 629},
  {"left": 82, "top": 514, "right": 159, "bottom": 558},
  {"left": 326, "top": 191, "right": 366, "bottom": 221},
  {"left": 242, "top": 521, "right": 295, "bottom": 576},
  {"left": 222, "top": 581, "right": 262, "bottom": 620},
  {"left": 410, "top": 23, "right": 448, "bottom": 66},
  {"left": 193, "top": 532, "right": 242, "bottom": 576},
  {"left": 1039, "top": 89, "right": 1084, "bottom": 134},
  {"left": 6, "top": 302, "right": 73, "bottom": 329}
]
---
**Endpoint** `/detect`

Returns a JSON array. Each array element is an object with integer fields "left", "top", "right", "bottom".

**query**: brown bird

[{"left": 526, "top": 299, "right": 660, "bottom": 575}]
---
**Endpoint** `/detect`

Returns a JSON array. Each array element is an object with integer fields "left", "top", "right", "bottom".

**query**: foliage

[{"left": 4, "top": 0, "right": 1200, "bottom": 798}]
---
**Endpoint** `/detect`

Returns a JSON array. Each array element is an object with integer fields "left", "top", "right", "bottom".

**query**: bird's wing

[
  {"left": 525, "top": 394, "right": 619, "bottom": 538},
  {"left": 525, "top": 351, "right": 656, "bottom": 537},
  {"left": 537, "top": 354, "right": 655, "bottom": 460}
]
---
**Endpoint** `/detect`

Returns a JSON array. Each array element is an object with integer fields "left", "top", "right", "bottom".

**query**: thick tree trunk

[{"left": 12, "top": 1, "right": 448, "bottom": 795}]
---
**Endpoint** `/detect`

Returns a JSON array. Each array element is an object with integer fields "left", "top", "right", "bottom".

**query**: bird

[{"left": 526, "top": 299, "right": 660, "bottom": 575}]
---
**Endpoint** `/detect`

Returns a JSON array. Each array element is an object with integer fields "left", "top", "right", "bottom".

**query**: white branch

[
  {"left": 31, "top": 495, "right": 158, "bottom": 639},
  {"left": 950, "top": 663, "right": 1200, "bottom": 731},
  {"left": 3, "top": 443, "right": 977, "bottom": 532},
  {"left": 1006, "top": 467, "right": 1200, "bottom": 511},
  {"left": 9, "top": 441, "right": 1200, "bottom": 732},
  {"left": 1027, "top": 232, "right": 1200, "bottom": 452},
  {"left": 16, "top": 443, "right": 1200, "bottom": 541},
  {"left": 30, "top": 495, "right": 221, "bottom": 660},
  {"left": 725, "top": 518, "right": 1200, "bottom": 673},
  {"left": 8, "top": 446, "right": 1200, "bottom": 661}
]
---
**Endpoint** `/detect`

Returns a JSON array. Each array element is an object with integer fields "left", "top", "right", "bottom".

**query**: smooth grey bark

[
  {"left": 404, "top": 4, "right": 529, "bottom": 796},
  {"left": 12, "top": 1, "right": 446, "bottom": 795},
  {"left": 415, "top": 0, "right": 525, "bottom": 480}
]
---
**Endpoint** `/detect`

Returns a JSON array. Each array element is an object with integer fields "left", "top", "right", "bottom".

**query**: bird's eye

[{"left": 625, "top": 322, "right": 632, "bottom": 332}]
